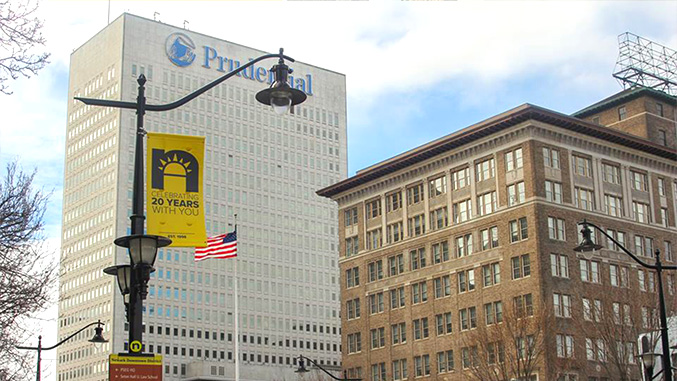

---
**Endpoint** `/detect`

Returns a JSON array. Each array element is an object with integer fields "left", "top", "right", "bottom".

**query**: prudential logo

[{"left": 166, "top": 33, "right": 196, "bottom": 67}]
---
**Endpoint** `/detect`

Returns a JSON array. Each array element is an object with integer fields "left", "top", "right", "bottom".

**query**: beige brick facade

[{"left": 319, "top": 92, "right": 677, "bottom": 381}]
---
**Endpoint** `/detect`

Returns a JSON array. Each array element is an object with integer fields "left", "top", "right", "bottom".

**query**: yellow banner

[{"left": 147, "top": 133, "right": 206, "bottom": 247}]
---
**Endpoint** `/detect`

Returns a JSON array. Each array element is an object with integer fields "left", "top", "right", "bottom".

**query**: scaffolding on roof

[{"left": 613, "top": 32, "right": 677, "bottom": 96}]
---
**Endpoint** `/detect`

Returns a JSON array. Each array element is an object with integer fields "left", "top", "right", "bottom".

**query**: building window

[
  {"left": 484, "top": 301, "right": 503, "bottom": 325},
  {"left": 455, "top": 233, "right": 473, "bottom": 258},
  {"left": 365, "top": 199, "right": 381, "bottom": 220},
  {"left": 386, "top": 192, "right": 402, "bottom": 212},
  {"left": 547, "top": 217, "right": 566, "bottom": 241},
  {"left": 557, "top": 334, "right": 575, "bottom": 358},
  {"left": 580, "top": 259, "right": 600, "bottom": 283},
  {"left": 437, "top": 350, "right": 454, "bottom": 373},
  {"left": 367, "top": 260, "right": 383, "bottom": 282},
  {"left": 345, "top": 236, "right": 359, "bottom": 257},
  {"left": 475, "top": 158, "right": 496, "bottom": 182},
  {"left": 550, "top": 254, "right": 569, "bottom": 278},
  {"left": 480, "top": 226, "right": 499, "bottom": 250},
  {"left": 510, "top": 217, "right": 528, "bottom": 242},
  {"left": 604, "top": 194, "right": 623, "bottom": 217},
  {"left": 618, "top": 106, "right": 627, "bottom": 120},
  {"left": 346, "top": 298, "right": 361, "bottom": 320},
  {"left": 543, "top": 147, "right": 560, "bottom": 169},
  {"left": 347, "top": 333, "right": 361, "bottom": 353},
  {"left": 505, "top": 147, "right": 523, "bottom": 172},
  {"left": 602, "top": 163, "right": 620, "bottom": 184},
  {"left": 573, "top": 155, "right": 592, "bottom": 177},
  {"left": 409, "top": 248, "right": 426, "bottom": 270},
  {"left": 391, "top": 323, "right": 406, "bottom": 345},
  {"left": 452, "top": 199, "right": 472, "bottom": 223},
  {"left": 545, "top": 181, "right": 563, "bottom": 204},
  {"left": 574, "top": 187, "right": 595, "bottom": 211},
  {"left": 665, "top": 241, "right": 673, "bottom": 262},
  {"left": 477, "top": 191, "right": 497, "bottom": 216},
  {"left": 459, "top": 307, "right": 477, "bottom": 330},
  {"left": 366, "top": 229, "right": 382, "bottom": 250},
  {"left": 436, "top": 312, "right": 453, "bottom": 335},
  {"left": 390, "top": 286, "right": 404, "bottom": 310},
  {"left": 507, "top": 181, "right": 525, "bottom": 206},
  {"left": 482, "top": 262, "right": 501, "bottom": 287},
  {"left": 407, "top": 214, "right": 425, "bottom": 237},
  {"left": 406, "top": 183, "right": 424, "bottom": 205},
  {"left": 513, "top": 293, "right": 534, "bottom": 317},
  {"left": 511, "top": 254, "right": 531, "bottom": 280},
  {"left": 458, "top": 269, "right": 475, "bottom": 293},
  {"left": 390, "top": 286, "right": 405, "bottom": 309},
  {"left": 633, "top": 201, "right": 650, "bottom": 223},
  {"left": 583, "top": 298, "right": 602, "bottom": 322},
  {"left": 386, "top": 221, "right": 403, "bottom": 244},
  {"left": 461, "top": 346, "right": 478, "bottom": 369},
  {"left": 553, "top": 293, "right": 572, "bottom": 318},
  {"left": 605, "top": 229, "right": 626, "bottom": 251},
  {"left": 370, "top": 327, "right": 385, "bottom": 349},
  {"left": 388, "top": 254, "right": 404, "bottom": 276},
  {"left": 430, "top": 206, "right": 448, "bottom": 230},
  {"left": 392, "top": 359, "right": 407, "bottom": 380},
  {"left": 369, "top": 292, "right": 383, "bottom": 315},
  {"left": 434, "top": 275, "right": 451, "bottom": 298},
  {"left": 344, "top": 207, "right": 358, "bottom": 226},
  {"left": 432, "top": 241, "right": 449, "bottom": 264},
  {"left": 452, "top": 167, "right": 470, "bottom": 190},
  {"left": 658, "top": 178, "right": 666, "bottom": 196},
  {"left": 413, "top": 317, "right": 429, "bottom": 340},
  {"left": 656, "top": 102, "right": 664, "bottom": 117},
  {"left": 413, "top": 354, "right": 431, "bottom": 377},
  {"left": 411, "top": 281, "right": 428, "bottom": 304},
  {"left": 370, "top": 363, "right": 386, "bottom": 381},
  {"left": 346, "top": 267, "right": 360, "bottom": 288},
  {"left": 631, "top": 171, "right": 648, "bottom": 191},
  {"left": 661, "top": 208, "right": 669, "bottom": 227},
  {"left": 429, "top": 175, "right": 447, "bottom": 198},
  {"left": 659, "top": 130, "right": 667, "bottom": 146}
]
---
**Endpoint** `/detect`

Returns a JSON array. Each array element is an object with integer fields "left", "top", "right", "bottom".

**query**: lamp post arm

[
  {"left": 300, "top": 355, "right": 361, "bottom": 381},
  {"left": 16, "top": 321, "right": 102, "bottom": 351},
  {"left": 76, "top": 52, "right": 296, "bottom": 112},
  {"left": 582, "top": 221, "right": 677, "bottom": 270}
]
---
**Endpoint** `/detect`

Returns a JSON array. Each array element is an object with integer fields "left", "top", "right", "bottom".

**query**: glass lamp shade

[
  {"left": 573, "top": 222, "right": 603, "bottom": 259},
  {"left": 114, "top": 234, "right": 171, "bottom": 267},
  {"left": 103, "top": 265, "right": 131, "bottom": 296},
  {"left": 295, "top": 357, "right": 309, "bottom": 373}
]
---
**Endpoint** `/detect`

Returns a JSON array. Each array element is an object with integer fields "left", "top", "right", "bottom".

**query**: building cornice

[{"left": 318, "top": 104, "right": 677, "bottom": 200}]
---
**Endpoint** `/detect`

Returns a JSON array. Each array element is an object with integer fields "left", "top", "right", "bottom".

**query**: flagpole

[{"left": 233, "top": 215, "right": 239, "bottom": 381}]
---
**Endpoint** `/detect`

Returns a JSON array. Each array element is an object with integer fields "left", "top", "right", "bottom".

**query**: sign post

[{"left": 109, "top": 354, "right": 163, "bottom": 380}]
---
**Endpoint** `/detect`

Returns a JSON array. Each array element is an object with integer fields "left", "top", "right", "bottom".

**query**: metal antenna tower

[{"left": 613, "top": 32, "right": 677, "bottom": 95}]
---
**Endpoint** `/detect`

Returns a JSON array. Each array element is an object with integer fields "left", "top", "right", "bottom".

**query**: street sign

[{"left": 109, "top": 354, "right": 162, "bottom": 380}]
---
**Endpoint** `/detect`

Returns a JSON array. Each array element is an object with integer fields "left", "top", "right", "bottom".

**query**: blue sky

[{"left": 1, "top": 0, "right": 675, "bottom": 378}]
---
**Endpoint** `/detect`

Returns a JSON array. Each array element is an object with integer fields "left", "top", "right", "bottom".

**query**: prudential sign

[{"left": 165, "top": 32, "right": 314, "bottom": 96}]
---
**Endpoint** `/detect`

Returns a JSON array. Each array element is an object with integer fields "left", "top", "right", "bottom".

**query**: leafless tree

[
  {"left": 461, "top": 298, "right": 551, "bottom": 381},
  {"left": 0, "top": 0, "right": 50, "bottom": 94},
  {"left": 0, "top": 161, "right": 54, "bottom": 380},
  {"left": 571, "top": 280, "right": 671, "bottom": 381}
]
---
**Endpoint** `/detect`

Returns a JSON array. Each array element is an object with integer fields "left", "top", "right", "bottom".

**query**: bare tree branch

[{"left": 0, "top": 0, "right": 50, "bottom": 95}]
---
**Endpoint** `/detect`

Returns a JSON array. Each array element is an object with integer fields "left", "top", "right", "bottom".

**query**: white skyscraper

[{"left": 58, "top": 13, "right": 346, "bottom": 381}]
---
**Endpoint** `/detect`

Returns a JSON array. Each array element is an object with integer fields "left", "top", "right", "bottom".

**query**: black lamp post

[
  {"left": 295, "top": 355, "right": 362, "bottom": 381},
  {"left": 77, "top": 48, "right": 306, "bottom": 354},
  {"left": 575, "top": 220, "right": 677, "bottom": 381},
  {"left": 16, "top": 320, "right": 107, "bottom": 381}
]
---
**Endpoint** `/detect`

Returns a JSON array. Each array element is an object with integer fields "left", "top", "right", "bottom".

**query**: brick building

[{"left": 318, "top": 87, "right": 677, "bottom": 380}]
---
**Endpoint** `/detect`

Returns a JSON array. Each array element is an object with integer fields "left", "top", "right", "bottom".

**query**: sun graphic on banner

[{"left": 158, "top": 154, "right": 193, "bottom": 177}]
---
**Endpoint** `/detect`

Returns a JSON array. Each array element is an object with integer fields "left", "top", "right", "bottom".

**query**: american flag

[{"left": 194, "top": 230, "right": 237, "bottom": 261}]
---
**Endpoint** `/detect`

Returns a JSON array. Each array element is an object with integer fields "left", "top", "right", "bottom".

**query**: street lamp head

[
  {"left": 256, "top": 48, "right": 307, "bottom": 114},
  {"left": 574, "top": 220, "right": 603, "bottom": 258},
  {"left": 295, "top": 356, "right": 309, "bottom": 374},
  {"left": 88, "top": 320, "right": 108, "bottom": 350},
  {"left": 114, "top": 234, "right": 171, "bottom": 267},
  {"left": 104, "top": 264, "right": 132, "bottom": 297}
]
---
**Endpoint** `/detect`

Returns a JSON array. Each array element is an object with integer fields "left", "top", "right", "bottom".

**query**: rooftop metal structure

[{"left": 613, "top": 32, "right": 677, "bottom": 96}]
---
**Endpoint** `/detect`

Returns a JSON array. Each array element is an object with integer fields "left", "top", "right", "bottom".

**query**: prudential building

[{"left": 58, "top": 13, "right": 346, "bottom": 381}]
